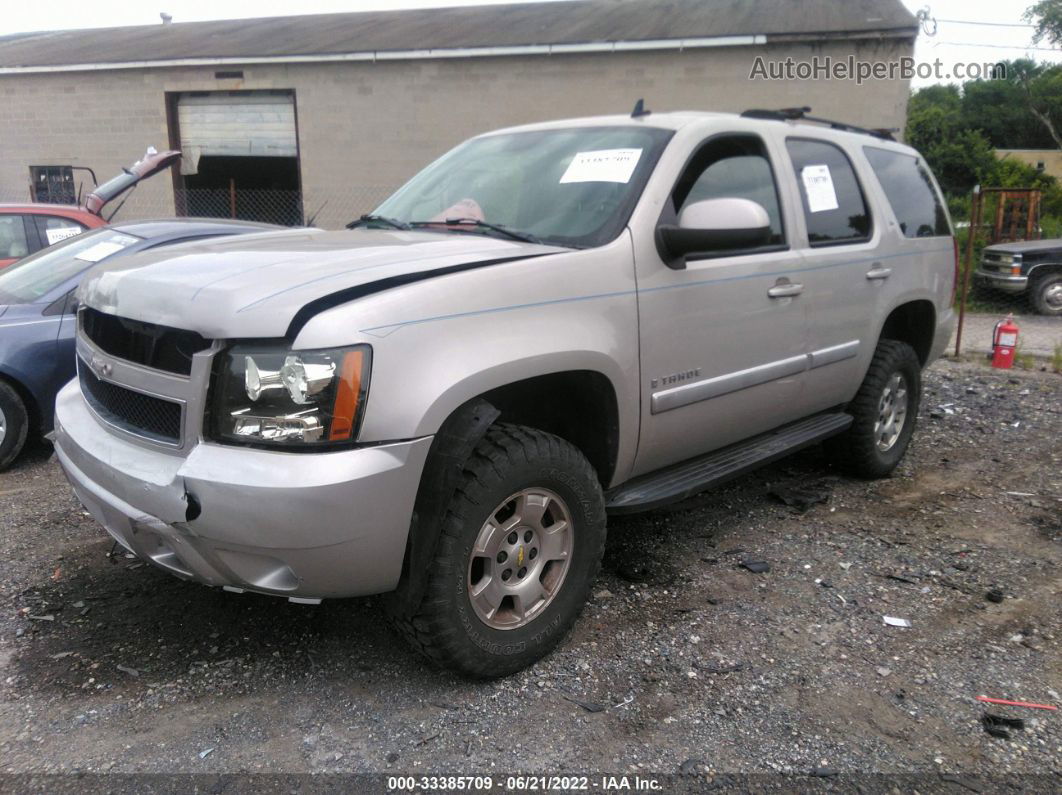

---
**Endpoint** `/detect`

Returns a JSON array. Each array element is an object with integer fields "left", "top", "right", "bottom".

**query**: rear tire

[
  {"left": 827, "top": 340, "right": 921, "bottom": 479},
  {"left": 1030, "top": 272, "right": 1062, "bottom": 316},
  {"left": 391, "top": 423, "right": 606, "bottom": 678},
  {"left": 0, "top": 381, "right": 29, "bottom": 472}
]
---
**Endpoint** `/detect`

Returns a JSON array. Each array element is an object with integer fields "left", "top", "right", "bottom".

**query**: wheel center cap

[{"left": 516, "top": 545, "right": 525, "bottom": 567}]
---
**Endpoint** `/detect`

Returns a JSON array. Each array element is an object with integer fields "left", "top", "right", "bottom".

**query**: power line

[
  {"left": 937, "top": 18, "right": 1035, "bottom": 29},
  {"left": 935, "top": 40, "right": 1061, "bottom": 52}
]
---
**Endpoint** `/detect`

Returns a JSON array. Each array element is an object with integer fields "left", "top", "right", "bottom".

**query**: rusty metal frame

[{"left": 953, "top": 186, "right": 1042, "bottom": 357}]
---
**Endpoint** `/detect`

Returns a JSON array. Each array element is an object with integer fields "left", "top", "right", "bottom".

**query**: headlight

[{"left": 211, "top": 343, "right": 371, "bottom": 447}]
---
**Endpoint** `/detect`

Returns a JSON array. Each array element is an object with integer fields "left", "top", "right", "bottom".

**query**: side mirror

[{"left": 657, "top": 198, "right": 772, "bottom": 268}]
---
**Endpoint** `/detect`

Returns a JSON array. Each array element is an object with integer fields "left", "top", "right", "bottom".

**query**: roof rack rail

[{"left": 740, "top": 106, "right": 897, "bottom": 141}]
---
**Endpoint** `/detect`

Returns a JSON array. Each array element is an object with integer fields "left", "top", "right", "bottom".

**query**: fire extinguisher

[{"left": 991, "top": 314, "right": 1020, "bottom": 369}]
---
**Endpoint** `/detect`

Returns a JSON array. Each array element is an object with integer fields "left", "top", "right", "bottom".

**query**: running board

[{"left": 605, "top": 412, "right": 852, "bottom": 514}]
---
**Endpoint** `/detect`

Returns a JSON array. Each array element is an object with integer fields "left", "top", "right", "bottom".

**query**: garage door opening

[{"left": 170, "top": 90, "right": 304, "bottom": 226}]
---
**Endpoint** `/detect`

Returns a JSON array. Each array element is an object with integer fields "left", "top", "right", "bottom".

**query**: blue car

[{"left": 0, "top": 218, "right": 279, "bottom": 469}]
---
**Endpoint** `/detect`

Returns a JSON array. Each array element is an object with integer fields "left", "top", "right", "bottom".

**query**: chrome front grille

[
  {"left": 980, "top": 251, "right": 1013, "bottom": 272},
  {"left": 79, "top": 360, "right": 183, "bottom": 445},
  {"left": 79, "top": 307, "right": 211, "bottom": 376}
]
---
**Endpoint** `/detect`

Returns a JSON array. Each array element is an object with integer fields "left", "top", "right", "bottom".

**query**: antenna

[
  {"left": 631, "top": 99, "right": 651, "bottom": 118},
  {"left": 160, "top": 12, "right": 173, "bottom": 25}
]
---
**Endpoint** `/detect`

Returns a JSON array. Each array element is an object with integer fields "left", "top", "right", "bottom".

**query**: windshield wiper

[
  {"left": 346, "top": 214, "right": 411, "bottom": 230},
  {"left": 410, "top": 218, "right": 543, "bottom": 245}
]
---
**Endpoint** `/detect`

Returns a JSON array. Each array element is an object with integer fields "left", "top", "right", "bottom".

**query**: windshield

[
  {"left": 373, "top": 126, "right": 673, "bottom": 248},
  {"left": 0, "top": 229, "right": 142, "bottom": 304}
]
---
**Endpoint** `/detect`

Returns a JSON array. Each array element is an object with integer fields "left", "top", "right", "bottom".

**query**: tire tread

[
  {"left": 390, "top": 423, "right": 605, "bottom": 678},
  {"left": 827, "top": 339, "right": 921, "bottom": 479}
]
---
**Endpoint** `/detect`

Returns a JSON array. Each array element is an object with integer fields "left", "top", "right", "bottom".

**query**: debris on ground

[
  {"left": 976, "top": 696, "right": 1058, "bottom": 711},
  {"left": 981, "top": 713, "right": 1026, "bottom": 740},
  {"left": 740, "top": 560, "right": 770, "bottom": 574},
  {"left": 562, "top": 695, "right": 606, "bottom": 713},
  {"left": 768, "top": 482, "right": 832, "bottom": 513}
]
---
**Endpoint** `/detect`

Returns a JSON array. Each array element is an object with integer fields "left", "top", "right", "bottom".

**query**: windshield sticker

[
  {"left": 45, "top": 227, "right": 83, "bottom": 245},
  {"left": 560, "top": 148, "right": 643, "bottom": 184},
  {"left": 801, "top": 165, "right": 839, "bottom": 213},
  {"left": 74, "top": 237, "right": 134, "bottom": 263}
]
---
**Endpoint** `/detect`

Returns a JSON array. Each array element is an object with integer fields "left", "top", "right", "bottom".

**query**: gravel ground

[{"left": 0, "top": 359, "right": 1059, "bottom": 788}]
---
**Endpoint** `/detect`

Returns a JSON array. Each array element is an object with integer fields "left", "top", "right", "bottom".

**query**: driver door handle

[
  {"left": 767, "top": 280, "right": 804, "bottom": 298},
  {"left": 866, "top": 265, "right": 892, "bottom": 280}
]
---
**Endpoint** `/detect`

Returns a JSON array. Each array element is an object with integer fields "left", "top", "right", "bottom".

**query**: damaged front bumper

[{"left": 53, "top": 379, "right": 431, "bottom": 599}]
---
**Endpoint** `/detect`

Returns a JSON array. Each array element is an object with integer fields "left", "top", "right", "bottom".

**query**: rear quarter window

[{"left": 863, "top": 147, "right": 950, "bottom": 238}]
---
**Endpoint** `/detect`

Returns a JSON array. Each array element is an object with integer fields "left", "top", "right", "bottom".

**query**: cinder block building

[{"left": 0, "top": 0, "right": 919, "bottom": 229}]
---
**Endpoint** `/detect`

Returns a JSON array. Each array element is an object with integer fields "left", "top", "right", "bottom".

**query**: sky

[
  {"left": 2, "top": 0, "right": 1059, "bottom": 87},
  {"left": 901, "top": 0, "right": 1062, "bottom": 86}
]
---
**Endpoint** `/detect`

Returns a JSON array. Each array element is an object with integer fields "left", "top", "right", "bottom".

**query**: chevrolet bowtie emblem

[
  {"left": 517, "top": 546, "right": 525, "bottom": 567},
  {"left": 90, "top": 355, "right": 113, "bottom": 378}
]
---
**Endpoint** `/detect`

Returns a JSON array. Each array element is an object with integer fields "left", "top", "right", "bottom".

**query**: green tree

[
  {"left": 1025, "top": 0, "right": 1062, "bottom": 46},
  {"left": 1021, "top": 65, "right": 1062, "bottom": 149},
  {"left": 1023, "top": 3, "right": 1062, "bottom": 146},
  {"left": 961, "top": 60, "right": 1052, "bottom": 149},
  {"left": 905, "top": 86, "right": 998, "bottom": 195}
]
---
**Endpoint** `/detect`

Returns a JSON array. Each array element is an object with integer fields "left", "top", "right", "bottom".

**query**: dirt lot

[{"left": 0, "top": 359, "right": 1059, "bottom": 787}]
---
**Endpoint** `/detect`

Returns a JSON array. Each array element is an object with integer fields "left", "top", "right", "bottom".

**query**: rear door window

[
  {"left": 786, "top": 139, "right": 871, "bottom": 246},
  {"left": 34, "top": 215, "right": 87, "bottom": 246},
  {"left": 863, "top": 147, "right": 950, "bottom": 238}
]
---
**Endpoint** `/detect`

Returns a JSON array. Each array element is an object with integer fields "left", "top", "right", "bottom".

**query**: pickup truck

[
  {"left": 975, "top": 239, "right": 1062, "bottom": 315},
  {"left": 52, "top": 108, "right": 956, "bottom": 677}
]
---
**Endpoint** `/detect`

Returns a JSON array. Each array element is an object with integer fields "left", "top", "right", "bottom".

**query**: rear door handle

[
  {"left": 866, "top": 266, "right": 892, "bottom": 280},
  {"left": 767, "top": 281, "right": 804, "bottom": 298}
]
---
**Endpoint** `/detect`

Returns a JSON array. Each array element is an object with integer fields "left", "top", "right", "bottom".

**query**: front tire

[
  {"left": 827, "top": 340, "right": 922, "bottom": 479},
  {"left": 0, "top": 381, "right": 29, "bottom": 472},
  {"left": 392, "top": 424, "right": 606, "bottom": 678},
  {"left": 1030, "top": 272, "right": 1062, "bottom": 316}
]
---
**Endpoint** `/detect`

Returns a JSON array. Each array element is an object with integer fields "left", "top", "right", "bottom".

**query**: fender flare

[{"left": 387, "top": 397, "right": 500, "bottom": 614}]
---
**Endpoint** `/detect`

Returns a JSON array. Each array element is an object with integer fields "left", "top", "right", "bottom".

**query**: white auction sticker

[
  {"left": 801, "top": 164, "right": 839, "bottom": 213},
  {"left": 45, "top": 227, "right": 83, "bottom": 245},
  {"left": 75, "top": 235, "right": 137, "bottom": 263},
  {"left": 560, "top": 148, "right": 643, "bottom": 184}
]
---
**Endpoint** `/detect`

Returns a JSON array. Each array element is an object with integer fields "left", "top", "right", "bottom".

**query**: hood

[
  {"left": 84, "top": 147, "right": 181, "bottom": 217},
  {"left": 78, "top": 228, "right": 563, "bottom": 339},
  {"left": 985, "top": 239, "right": 1062, "bottom": 254}
]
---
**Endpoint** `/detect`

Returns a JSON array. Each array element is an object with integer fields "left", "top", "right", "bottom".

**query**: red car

[{"left": 0, "top": 148, "right": 180, "bottom": 268}]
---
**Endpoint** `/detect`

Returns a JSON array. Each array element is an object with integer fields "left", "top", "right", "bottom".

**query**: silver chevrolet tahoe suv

[{"left": 54, "top": 108, "right": 957, "bottom": 678}]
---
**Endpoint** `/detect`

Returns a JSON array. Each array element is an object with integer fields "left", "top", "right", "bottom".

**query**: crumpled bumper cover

[{"left": 53, "top": 379, "right": 431, "bottom": 599}]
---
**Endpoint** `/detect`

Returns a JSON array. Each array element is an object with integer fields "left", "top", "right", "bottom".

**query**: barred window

[{"left": 30, "top": 165, "right": 76, "bottom": 205}]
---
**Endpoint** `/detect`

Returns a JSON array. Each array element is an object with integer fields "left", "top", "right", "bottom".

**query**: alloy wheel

[
  {"left": 874, "top": 372, "right": 908, "bottom": 452},
  {"left": 467, "top": 488, "right": 574, "bottom": 630}
]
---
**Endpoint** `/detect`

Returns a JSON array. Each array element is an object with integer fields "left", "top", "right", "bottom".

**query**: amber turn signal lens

[{"left": 329, "top": 350, "right": 365, "bottom": 440}]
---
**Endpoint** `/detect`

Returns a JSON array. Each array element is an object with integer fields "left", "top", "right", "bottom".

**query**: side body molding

[{"left": 651, "top": 340, "right": 860, "bottom": 414}]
